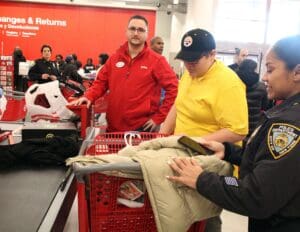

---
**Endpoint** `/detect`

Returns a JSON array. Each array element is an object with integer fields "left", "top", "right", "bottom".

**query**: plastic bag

[{"left": 25, "top": 80, "right": 74, "bottom": 121}]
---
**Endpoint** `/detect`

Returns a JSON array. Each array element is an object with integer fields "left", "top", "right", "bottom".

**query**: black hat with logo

[{"left": 175, "top": 28, "right": 216, "bottom": 62}]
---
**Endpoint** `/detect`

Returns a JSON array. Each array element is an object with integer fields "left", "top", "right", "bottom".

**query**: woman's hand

[
  {"left": 197, "top": 138, "right": 225, "bottom": 160},
  {"left": 167, "top": 157, "right": 203, "bottom": 189}
]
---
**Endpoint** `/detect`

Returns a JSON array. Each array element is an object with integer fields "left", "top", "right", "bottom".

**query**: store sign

[
  {"left": 0, "top": 16, "right": 67, "bottom": 38},
  {"left": 0, "top": 2, "right": 155, "bottom": 64}
]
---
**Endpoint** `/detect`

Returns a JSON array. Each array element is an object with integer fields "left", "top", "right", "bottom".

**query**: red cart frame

[
  {"left": 73, "top": 130, "right": 206, "bottom": 232},
  {"left": 0, "top": 91, "right": 26, "bottom": 122},
  {"left": 67, "top": 95, "right": 108, "bottom": 139},
  {"left": 0, "top": 91, "right": 26, "bottom": 144}
]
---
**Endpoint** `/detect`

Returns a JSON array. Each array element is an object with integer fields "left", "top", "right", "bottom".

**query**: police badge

[{"left": 268, "top": 123, "right": 299, "bottom": 159}]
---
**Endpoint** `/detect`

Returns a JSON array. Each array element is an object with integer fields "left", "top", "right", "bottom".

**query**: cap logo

[{"left": 183, "top": 36, "right": 193, "bottom": 47}]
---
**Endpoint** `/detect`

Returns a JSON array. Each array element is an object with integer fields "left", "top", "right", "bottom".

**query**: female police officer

[{"left": 167, "top": 34, "right": 300, "bottom": 232}]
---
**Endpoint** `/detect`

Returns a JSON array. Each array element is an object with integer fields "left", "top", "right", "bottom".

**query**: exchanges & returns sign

[{"left": 0, "top": 16, "right": 67, "bottom": 38}]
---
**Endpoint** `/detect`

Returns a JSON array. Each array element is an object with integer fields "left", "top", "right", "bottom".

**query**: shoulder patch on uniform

[
  {"left": 267, "top": 123, "right": 299, "bottom": 159},
  {"left": 224, "top": 177, "right": 239, "bottom": 187}
]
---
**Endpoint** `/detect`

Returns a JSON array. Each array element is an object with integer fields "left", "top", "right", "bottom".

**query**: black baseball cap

[{"left": 175, "top": 28, "right": 216, "bottom": 62}]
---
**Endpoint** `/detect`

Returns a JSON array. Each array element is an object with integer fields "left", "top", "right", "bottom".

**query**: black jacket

[
  {"left": 62, "top": 63, "right": 83, "bottom": 83},
  {"left": 237, "top": 70, "right": 269, "bottom": 135},
  {"left": 83, "top": 64, "right": 95, "bottom": 73},
  {"left": 0, "top": 135, "right": 79, "bottom": 169},
  {"left": 197, "top": 93, "right": 300, "bottom": 232},
  {"left": 55, "top": 61, "right": 67, "bottom": 75},
  {"left": 13, "top": 50, "right": 26, "bottom": 77},
  {"left": 13, "top": 50, "right": 26, "bottom": 91},
  {"left": 228, "top": 63, "right": 239, "bottom": 72},
  {"left": 28, "top": 58, "right": 61, "bottom": 83}
]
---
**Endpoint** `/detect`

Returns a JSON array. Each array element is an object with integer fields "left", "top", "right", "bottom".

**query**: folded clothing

[
  {"left": 0, "top": 134, "right": 79, "bottom": 170},
  {"left": 67, "top": 136, "right": 233, "bottom": 232}
]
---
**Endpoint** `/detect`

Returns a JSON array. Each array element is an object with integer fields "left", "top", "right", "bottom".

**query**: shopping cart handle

[
  {"left": 3, "top": 89, "right": 25, "bottom": 96},
  {"left": 72, "top": 162, "right": 142, "bottom": 182}
]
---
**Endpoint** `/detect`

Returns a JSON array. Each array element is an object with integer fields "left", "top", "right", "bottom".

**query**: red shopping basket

[
  {"left": 67, "top": 104, "right": 91, "bottom": 138},
  {"left": 1, "top": 96, "right": 26, "bottom": 121},
  {"left": 67, "top": 95, "right": 108, "bottom": 139},
  {"left": 77, "top": 132, "right": 206, "bottom": 232}
]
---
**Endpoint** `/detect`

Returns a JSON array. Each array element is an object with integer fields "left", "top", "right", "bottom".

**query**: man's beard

[{"left": 129, "top": 37, "right": 144, "bottom": 47}]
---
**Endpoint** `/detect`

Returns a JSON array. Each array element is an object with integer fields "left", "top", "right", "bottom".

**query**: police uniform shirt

[
  {"left": 28, "top": 58, "right": 60, "bottom": 83},
  {"left": 196, "top": 92, "right": 300, "bottom": 232}
]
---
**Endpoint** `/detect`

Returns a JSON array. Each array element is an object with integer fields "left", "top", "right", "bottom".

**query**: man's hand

[
  {"left": 142, "top": 119, "right": 159, "bottom": 132},
  {"left": 67, "top": 96, "right": 91, "bottom": 108},
  {"left": 167, "top": 157, "right": 203, "bottom": 189},
  {"left": 198, "top": 138, "right": 225, "bottom": 160}
]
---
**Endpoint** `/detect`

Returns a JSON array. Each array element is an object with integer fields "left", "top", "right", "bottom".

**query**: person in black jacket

[
  {"left": 13, "top": 47, "right": 27, "bottom": 91},
  {"left": 167, "top": 34, "right": 300, "bottom": 232},
  {"left": 62, "top": 55, "right": 83, "bottom": 83},
  {"left": 236, "top": 59, "right": 270, "bottom": 139},
  {"left": 28, "top": 44, "right": 60, "bottom": 84},
  {"left": 54, "top": 54, "right": 66, "bottom": 75},
  {"left": 83, "top": 58, "right": 95, "bottom": 73}
]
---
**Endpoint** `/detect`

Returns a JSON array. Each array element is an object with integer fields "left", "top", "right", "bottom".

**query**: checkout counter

[
  {"left": 0, "top": 122, "right": 77, "bottom": 232},
  {"left": 0, "top": 167, "right": 76, "bottom": 232}
]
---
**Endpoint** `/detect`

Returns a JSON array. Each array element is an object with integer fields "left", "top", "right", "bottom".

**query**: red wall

[{"left": 0, "top": 1, "right": 156, "bottom": 64}]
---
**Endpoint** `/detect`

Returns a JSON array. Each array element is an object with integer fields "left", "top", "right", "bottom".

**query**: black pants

[
  {"left": 249, "top": 217, "right": 300, "bottom": 232},
  {"left": 204, "top": 216, "right": 222, "bottom": 232},
  {"left": 14, "top": 75, "right": 28, "bottom": 92}
]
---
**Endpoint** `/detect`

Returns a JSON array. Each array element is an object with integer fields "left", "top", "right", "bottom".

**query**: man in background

[
  {"left": 54, "top": 54, "right": 66, "bottom": 75},
  {"left": 150, "top": 36, "right": 164, "bottom": 55},
  {"left": 69, "top": 15, "right": 178, "bottom": 132},
  {"left": 13, "top": 46, "right": 27, "bottom": 92},
  {"left": 228, "top": 47, "right": 249, "bottom": 72},
  {"left": 62, "top": 55, "right": 83, "bottom": 83}
]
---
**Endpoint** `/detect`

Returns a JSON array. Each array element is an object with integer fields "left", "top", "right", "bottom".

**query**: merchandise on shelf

[{"left": 0, "top": 55, "right": 14, "bottom": 91}]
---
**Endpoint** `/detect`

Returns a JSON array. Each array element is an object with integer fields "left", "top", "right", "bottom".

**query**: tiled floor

[
  {"left": 221, "top": 210, "right": 248, "bottom": 232},
  {"left": 63, "top": 195, "right": 248, "bottom": 232}
]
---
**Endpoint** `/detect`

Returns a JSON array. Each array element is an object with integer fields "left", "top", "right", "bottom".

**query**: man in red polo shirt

[{"left": 68, "top": 15, "right": 178, "bottom": 132}]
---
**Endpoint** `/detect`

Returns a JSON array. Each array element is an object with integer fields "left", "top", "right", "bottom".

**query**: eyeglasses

[{"left": 128, "top": 26, "right": 147, "bottom": 33}]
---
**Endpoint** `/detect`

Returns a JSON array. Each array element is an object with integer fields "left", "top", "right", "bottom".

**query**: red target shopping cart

[
  {"left": 0, "top": 90, "right": 26, "bottom": 144},
  {"left": 0, "top": 90, "right": 26, "bottom": 122},
  {"left": 67, "top": 94, "right": 108, "bottom": 138},
  {"left": 71, "top": 130, "right": 206, "bottom": 232}
]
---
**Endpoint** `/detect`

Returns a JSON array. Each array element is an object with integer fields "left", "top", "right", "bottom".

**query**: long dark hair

[{"left": 40, "top": 44, "right": 52, "bottom": 53}]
